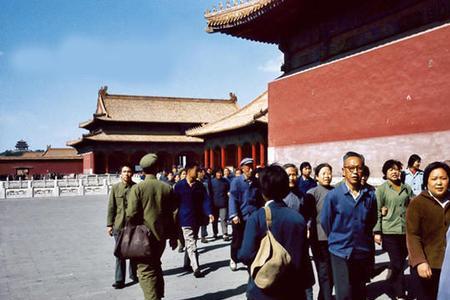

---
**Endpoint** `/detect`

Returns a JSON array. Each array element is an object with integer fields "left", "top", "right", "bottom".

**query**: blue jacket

[
  {"left": 210, "top": 178, "right": 230, "bottom": 208},
  {"left": 238, "top": 201, "right": 315, "bottom": 300},
  {"left": 298, "top": 176, "right": 317, "bottom": 194},
  {"left": 320, "top": 182, "right": 377, "bottom": 260},
  {"left": 174, "top": 179, "right": 212, "bottom": 227},
  {"left": 228, "top": 175, "right": 262, "bottom": 221}
]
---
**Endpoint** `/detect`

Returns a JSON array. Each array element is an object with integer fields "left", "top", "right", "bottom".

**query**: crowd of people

[{"left": 106, "top": 152, "right": 450, "bottom": 300}]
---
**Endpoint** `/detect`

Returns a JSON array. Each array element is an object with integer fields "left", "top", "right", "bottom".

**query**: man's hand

[
  {"left": 107, "top": 226, "right": 113, "bottom": 236},
  {"left": 169, "top": 238, "right": 178, "bottom": 250},
  {"left": 232, "top": 216, "right": 240, "bottom": 224},
  {"left": 374, "top": 234, "right": 382, "bottom": 245},
  {"left": 209, "top": 214, "right": 215, "bottom": 223},
  {"left": 417, "top": 262, "right": 432, "bottom": 279}
]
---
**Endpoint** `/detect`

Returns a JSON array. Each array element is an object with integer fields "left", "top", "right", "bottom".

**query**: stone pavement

[{"left": 0, "top": 195, "right": 411, "bottom": 300}]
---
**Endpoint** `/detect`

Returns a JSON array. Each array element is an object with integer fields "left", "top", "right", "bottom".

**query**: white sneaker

[{"left": 229, "top": 259, "right": 237, "bottom": 271}]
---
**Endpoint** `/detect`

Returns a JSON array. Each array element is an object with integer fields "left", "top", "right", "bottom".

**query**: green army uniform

[
  {"left": 107, "top": 180, "right": 138, "bottom": 284},
  {"left": 126, "top": 156, "right": 177, "bottom": 300}
]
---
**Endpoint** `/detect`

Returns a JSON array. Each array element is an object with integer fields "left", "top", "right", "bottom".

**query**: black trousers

[
  {"left": 311, "top": 240, "right": 334, "bottom": 300},
  {"left": 411, "top": 266, "right": 441, "bottom": 300},
  {"left": 231, "top": 220, "right": 246, "bottom": 262},
  {"left": 382, "top": 234, "right": 408, "bottom": 297},
  {"left": 330, "top": 253, "right": 371, "bottom": 300}
]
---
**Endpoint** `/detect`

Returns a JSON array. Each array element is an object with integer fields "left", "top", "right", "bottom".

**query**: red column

[
  {"left": 251, "top": 143, "right": 257, "bottom": 168},
  {"left": 237, "top": 145, "right": 242, "bottom": 168},
  {"left": 259, "top": 143, "right": 265, "bottom": 166},
  {"left": 204, "top": 149, "right": 209, "bottom": 168},
  {"left": 209, "top": 148, "right": 215, "bottom": 169},
  {"left": 221, "top": 147, "right": 226, "bottom": 168},
  {"left": 91, "top": 152, "right": 96, "bottom": 174},
  {"left": 105, "top": 153, "right": 110, "bottom": 174}
]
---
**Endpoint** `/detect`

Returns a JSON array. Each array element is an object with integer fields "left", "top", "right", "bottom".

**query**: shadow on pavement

[
  {"left": 181, "top": 283, "right": 247, "bottom": 300},
  {"left": 202, "top": 259, "right": 231, "bottom": 276},
  {"left": 367, "top": 274, "right": 417, "bottom": 300}
]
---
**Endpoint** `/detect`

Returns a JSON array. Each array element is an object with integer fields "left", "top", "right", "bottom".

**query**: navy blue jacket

[
  {"left": 238, "top": 201, "right": 315, "bottom": 300},
  {"left": 174, "top": 179, "right": 212, "bottom": 227},
  {"left": 320, "top": 182, "right": 377, "bottom": 260},
  {"left": 228, "top": 175, "right": 262, "bottom": 221},
  {"left": 298, "top": 176, "right": 317, "bottom": 194},
  {"left": 210, "top": 178, "right": 230, "bottom": 208}
]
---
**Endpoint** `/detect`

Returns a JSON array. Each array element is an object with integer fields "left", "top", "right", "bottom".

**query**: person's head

[
  {"left": 283, "top": 163, "right": 298, "bottom": 187},
  {"left": 423, "top": 162, "right": 450, "bottom": 199},
  {"left": 120, "top": 165, "right": 133, "bottom": 183},
  {"left": 361, "top": 165, "right": 371, "bottom": 186},
  {"left": 174, "top": 173, "right": 180, "bottom": 182},
  {"left": 382, "top": 159, "right": 403, "bottom": 182},
  {"left": 179, "top": 169, "right": 187, "bottom": 180},
  {"left": 167, "top": 172, "right": 174, "bottom": 182},
  {"left": 235, "top": 169, "right": 242, "bottom": 177},
  {"left": 206, "top": 168, "right": 213, "bottom": 175},
  {"left": 197, "top": 168, "right": 206, "bottom": 180},
  {"left": 407, "top": 154, "right": 422, "bottom": 170},
  {"left": 342, "top": 151, "right": 365, "bottom": 187},
  {"left": 314, "top": 163, "right": 332, "bottom": 187},
  {"left": 259, "top": 164, "right": 290, "bottom": 202},
  {"left": 140, "top": 153, "right": 158, "bottom": 175},
  {"left": 214, "top": 168, "right": 223, "bottom": 179},
  {"left": 299, "top": 162, "right": 312, "bottom": 178},
  {"left": 223, "top": 167, "right": 231, "bottom": 177},
  {"left": 185, "top": 162, "right": 199, "bottom": 181},
  {"left": 240, "top": 158, "right": 254, "bottom": 178}
]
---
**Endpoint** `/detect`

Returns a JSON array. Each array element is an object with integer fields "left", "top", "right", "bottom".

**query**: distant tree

[
  {"left": 15, "top": 140, "right": 29, "bottom": 151},
  {"left": 0, "top": 150, "right": 21, "bottom": 156}
]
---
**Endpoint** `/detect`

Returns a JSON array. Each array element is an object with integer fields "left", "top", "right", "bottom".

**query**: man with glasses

[{"left": 321, "top": 151, "right": 377, "bottom": 300}]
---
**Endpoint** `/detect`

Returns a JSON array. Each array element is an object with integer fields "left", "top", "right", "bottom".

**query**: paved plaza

[{"left": 0, "top": 195, "right": 411, "bottom": 300}]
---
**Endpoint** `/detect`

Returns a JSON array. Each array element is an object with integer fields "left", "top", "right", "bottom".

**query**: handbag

[
  {"left": 250, "top": 206, "right": 292, "bottom": 290},
  {"left": 114, "top": 221, "right": 153, "bottom": 259}
]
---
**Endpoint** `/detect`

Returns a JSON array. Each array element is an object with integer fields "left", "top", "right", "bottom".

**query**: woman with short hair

[{"left": 406, "top": 161, "right": 450, "bottom": 300}]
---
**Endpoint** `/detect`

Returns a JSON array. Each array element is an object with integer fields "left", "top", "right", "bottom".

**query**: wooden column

[
  {"left": 237, "top": 145, "right": 242, "bottom": 168},
  {"left": 209, "top": 148, "right": 214, "bottom": 169},
  {"left": 251, "top": 143, "right": 257, "bottom": 168},
  {"left": 259, "top": 143, "right": 265, "bottom": 166},
  {"left": 204, "top": 149, "right": 209, "bottom": 168},
  {"left": 221, "top": 147, "right": 226, "bottom": 168}
]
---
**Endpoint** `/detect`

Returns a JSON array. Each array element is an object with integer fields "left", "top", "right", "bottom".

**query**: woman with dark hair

[
  {"left": 406, "top": 161, "right": 450, "bottom": 300},
  {"left": 298, "top": 161, "right": 317, "bottom": 193},
  {"left": 402, "top": 154, "right": 424, "bottom": 196},
  {"left": 308, "top": 163, "right": 334, "bottom": 300},
  {"left": 373, "top": 159, "right": 413, "bottom": 299},
  {"left": 238, "top": 164, "right": 314, "bottom": 300}
]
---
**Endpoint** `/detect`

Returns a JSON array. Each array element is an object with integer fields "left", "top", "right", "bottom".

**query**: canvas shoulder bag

[{"left": 250, "top": 206, "right": 292, "bottom": 290}]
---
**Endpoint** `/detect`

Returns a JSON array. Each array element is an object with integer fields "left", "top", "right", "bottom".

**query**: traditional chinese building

[
  {"left": 187, "top": 91, "right": 268, "bottom": 169},
  {"left": 0, "top": 147, "right": 83, "bottom": 179},
  {"left": 205, "top": 0, "right": 450, "bottom": 176},
  {"left": 67, "top": 87, "right": 239, "bottom": 174}
]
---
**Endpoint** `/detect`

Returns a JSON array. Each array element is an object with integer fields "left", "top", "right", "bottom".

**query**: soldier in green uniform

[
  {"left": 106, "top": 165, "right": 138, "bottom": 289},
  {"left": 126, "top": 153, "right": 178, "bottom": 300}
]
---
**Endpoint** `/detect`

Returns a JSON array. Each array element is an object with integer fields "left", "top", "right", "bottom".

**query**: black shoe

[
  {"left": 112, "top": 282, "right": 125, "bottom": 289},
  {"left": 130, "top": 277, "right": 139, "bottom": 283},
  {"left": 178, "top": 247, "right": 185, "bottom": 253},
  {"left": 193, "top": 269, "right": 204, "bottom": 278},
  {"left": 223, "top": 235, "right": 231, "bottom": 241},
  {"left": 183, "top": 265, "right": 193, "bottom": 272},
  {"left": 200, "top": 237, "right": 208, "bottom": 243}
]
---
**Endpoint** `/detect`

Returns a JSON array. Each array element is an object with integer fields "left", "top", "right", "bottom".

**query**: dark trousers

[
  {"left": 231, "top": 220, "right": 246, "bottom": 262},
  {"left": 113, "top": 230, "right": 137, "bottom": 283},
  {"left": 311, "top": 240, "right": 334, "bottom": 300},
  {"left": 330, "top": 253, "right": 371, "bottom": 300},
  {"left": 411, "top": 266, "right": 441, "bottom": 300},
  {"left": 382, "top": 234, "right": 408, "bottom": 297},
  {"left": 200, "top": 225, "right": 208, "bottom": 238}
]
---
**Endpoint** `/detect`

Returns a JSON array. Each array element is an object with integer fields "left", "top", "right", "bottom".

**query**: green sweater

[{"left": 373, "top": 181, "right": 413, "bottom": 234}]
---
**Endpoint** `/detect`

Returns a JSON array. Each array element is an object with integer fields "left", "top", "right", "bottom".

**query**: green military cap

[{"left": 140, "top": 153, "right": 158, "bottom": 169}]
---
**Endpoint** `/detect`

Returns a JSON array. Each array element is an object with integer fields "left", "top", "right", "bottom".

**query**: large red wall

[
  {"left": 268, "top": 24, "right": 450, "bottom": 147},
  {"left": 0, "top": 160, "right": 83, "bottom": 176}
]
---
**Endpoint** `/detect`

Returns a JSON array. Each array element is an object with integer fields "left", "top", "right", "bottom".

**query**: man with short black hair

[
  {"left": 107, "top": 165, "right": 137, "bottom": 289},
  {"left": 321, "top": 151, "right": 377, "bottom": 300}
]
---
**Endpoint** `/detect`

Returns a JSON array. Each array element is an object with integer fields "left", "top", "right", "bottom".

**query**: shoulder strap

[{"left": 264, "top": 206, "right": 272, "bottom": 230}]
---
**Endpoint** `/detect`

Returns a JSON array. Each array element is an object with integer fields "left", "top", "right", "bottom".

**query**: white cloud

[{"left": 258, "top": 54, "right": 283, "bottom": 73}]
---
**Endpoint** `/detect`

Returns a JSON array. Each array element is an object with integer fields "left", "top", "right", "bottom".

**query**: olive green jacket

[
  {"left": 107, "top": 181, "right": 136, "bottom": 230},
  {"left": 126, "top": 175, "right": 178, "bottom": 242},
  {"left": 373, "top": 181, "right": 413, "bottom": 234}
]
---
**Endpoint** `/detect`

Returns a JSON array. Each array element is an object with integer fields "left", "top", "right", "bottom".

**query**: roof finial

[
  {"left": 234, "top": 0, "right": 239, "bottom": 6},
  {"left": 229, "top": 92, "right": 237, "bottom": 102},
  {"left": 226, "top": 0, "right": 231, "bottom": 8},
  {"left": 98, "top": 86, "right": 108, "bottom": 98},
  {"left": 218, "top": 2, "right": 223, "bottom": 10}
]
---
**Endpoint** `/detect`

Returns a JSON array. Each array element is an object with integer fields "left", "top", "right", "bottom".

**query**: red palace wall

[
  {"left": 268, "top": 24, "right": 450, "bottom": 176},
  {"left": 0, "top": 160, "right": 83, "bottom": 177},
  {"left": 82, "top": 152, "right": 95, "bottom": 174}
]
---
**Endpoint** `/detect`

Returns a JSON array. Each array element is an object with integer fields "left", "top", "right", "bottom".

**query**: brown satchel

[
  {"left": 114, "top": 221, "right": 153, "bottom": 259},
  {"left": 250, "top": 206, "right": 292, "bottom": 290}
]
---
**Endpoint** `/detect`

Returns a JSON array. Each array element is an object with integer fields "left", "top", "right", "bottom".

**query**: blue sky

[{"left": 0, "top": 0, "right": 281, "bottom": 152}]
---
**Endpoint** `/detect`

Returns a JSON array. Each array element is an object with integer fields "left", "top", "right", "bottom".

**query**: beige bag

[{"left": 250, "top": 206, "right": 292, "bottom": 289}]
